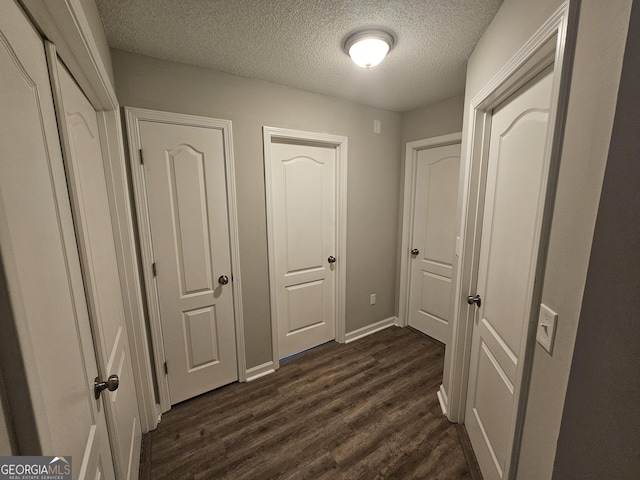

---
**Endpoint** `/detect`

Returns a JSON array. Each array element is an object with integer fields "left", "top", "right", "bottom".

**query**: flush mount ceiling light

[{"left": 344, "top": 29, "right": 395, "bottom": 69}]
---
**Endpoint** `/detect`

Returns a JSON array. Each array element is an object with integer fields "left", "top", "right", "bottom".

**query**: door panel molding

[
  {"left": 399, "top": 132, "right": 462, "bottom": 332},
  {"left": 263, "top": 127, "right": 348, "bottom": 370},
  {"left": 445, "top": 2, "right": 576, "bottom": 479},
  {"left": 126, "top": 107, "right": 245, "bottom": 413}
]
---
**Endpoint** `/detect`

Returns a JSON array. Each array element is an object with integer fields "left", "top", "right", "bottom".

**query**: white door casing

[
  {"left": 263, "top": 127, "right": 347, "bottom": 367},
  {"left": 49, "top": 55, "right": 142, "bottom": 479},
  {"left": 0, "top": 1, "right": 116, "bottom": 477},
  {"left": 464, "top": 66, "right": 555, "bottom": 480},
  {"left": 404, "top": 140, "right": 461, "bottom": 343},
  {"left": 126, "top": 108, "right": 245, "bottom": 410}
]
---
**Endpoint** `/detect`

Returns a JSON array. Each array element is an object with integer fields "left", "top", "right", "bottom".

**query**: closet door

[
  {"left": 268, "top": 140, "right": 337, "bottom": 358},
  {"left": 407, "top": 142, "right": 460, "bottom": 343},
  {"left": 0, "top": 1, "right": 115, "bottom": 478},
  {"left": 142, "top": 119, "right": 239, "bottom": 404},
  {"left": 52, "top": 57, "right": 141, "bottom": 479}
]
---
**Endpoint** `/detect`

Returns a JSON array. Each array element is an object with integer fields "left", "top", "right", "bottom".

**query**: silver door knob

[
  {"left": 94, "top": 374, "right": 119, "bottom": 399},
  {"left": 411, "top": 248, "right": 419, "bottom": 255},
  {"left": 327, "top": 256, "right": 336, "bottom": 264},
  {"left": 467, "top": 295, "right": 482, "bottom": 307},
  {"left": 218, "top": 275, "right": 229, "bottom": 285}
]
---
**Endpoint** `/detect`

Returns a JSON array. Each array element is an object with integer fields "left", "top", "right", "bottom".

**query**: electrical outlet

[
  {"left": 370, "top": 293, "right": 376, "bottom": 305},
  {"left": 536, "top": 303, "right": 558, "bottom": 354},
  {"left": 373, "top": 120, "right": 381, "bottom": 133}
]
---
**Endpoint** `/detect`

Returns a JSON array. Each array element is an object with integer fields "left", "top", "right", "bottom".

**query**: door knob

[
  {"left": 94, "top": 374, "right": 119, "bottom": 399},
  {"left": 327, "top": 256, "right": 336, "bottom": 264},
  {"left": 467, "top": 295, "right": 482, "bottom": 307},
  {"left": 218, "top": 275, "right": 229, "bottom": 285},
  {"left": 411, "top": 248, "right": 419, "bottom": 255}
]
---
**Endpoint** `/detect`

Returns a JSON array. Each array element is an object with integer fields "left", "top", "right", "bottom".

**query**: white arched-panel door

[
  {"left": 406, "top": 142, "right": 461, "bottom": 343},
  {"left": 465, "top": 66, "right": 555, "bottom": 480},
  {"left": 0, "top": 2, "right": 116, "bottom": 478},
  {"left": 126, "top": 108, "right": 244, "bottom": 409},
  {"left": 50, "top": 56, "right": 141, "bottom": 479},
  {"left": 264, "top": 128, "right": 348, "bottom": 365},
  {"left": 270, "top": 142, "right": 337, "bottom": 358}
]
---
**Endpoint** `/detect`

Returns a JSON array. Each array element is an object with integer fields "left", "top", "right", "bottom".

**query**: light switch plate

[{"left": 536, "top": 303, "right": 558, "bottom": 354}]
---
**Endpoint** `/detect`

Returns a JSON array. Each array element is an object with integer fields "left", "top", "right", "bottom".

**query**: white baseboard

[
  {"left": 437, "top": 384, "right": 449, "bottom": 416},
  {"left": 345, "top": 316, "right": 398, "bottom": 344},
  {"left": 245, "top": 361, "right": 276, "bottom": 382},
  {"left": 246, "top": 317, "right": 399, "bottom": 379},
  {"left": 155, "top": 403, "right": 162, "bottom": 426}
]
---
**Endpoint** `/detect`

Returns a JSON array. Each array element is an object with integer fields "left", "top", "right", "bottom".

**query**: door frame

[
  {"left": 398, "top": 132, "right": 462, "bottom": 330},
  {"left": 444, "top": 2, "right": 576, "bottom": 478},
  {"left": 125, "top": 107, "right": 246, "bottom": 412},
  {"left": 21, "top": 0, "right": 158, "bottom": 433},
  {"left": 263, "top": 127, "right": 348, "bottom": 371}
]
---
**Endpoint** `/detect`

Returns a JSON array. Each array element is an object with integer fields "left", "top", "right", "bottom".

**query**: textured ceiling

[{"left": 96, "top": 0, "right": 503, "bottom": 112}]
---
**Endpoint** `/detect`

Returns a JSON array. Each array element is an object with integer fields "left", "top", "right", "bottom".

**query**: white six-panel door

[
  {"left": 464, "top": 65, "right": 554, "bottom": 480},
  {"left": 269, "top": 141, "right": 337, "bottom": 358},
  {"left": 138, "top": 120, "right": 238, "bottom": 405},
  {"left": 0, "top": 2, "right": 116, "bottom": 478},
  {"left": 408, "top": 143, "right": 461, "bottom": 343},
  {"left": 53, "top": 58, "right": 141, "bottom": 479}
]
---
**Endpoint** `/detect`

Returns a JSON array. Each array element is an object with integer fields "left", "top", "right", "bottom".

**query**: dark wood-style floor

[{"left": 139, "top": 326, "right": 482, "bottom": 479}]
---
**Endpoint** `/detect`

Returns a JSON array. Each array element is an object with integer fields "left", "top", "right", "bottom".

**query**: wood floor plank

[{"left": 142, "top": 326, "right": 481, "bottom": 479}]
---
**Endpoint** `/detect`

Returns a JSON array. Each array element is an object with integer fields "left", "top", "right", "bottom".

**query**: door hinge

[
  {"left": 152, "top": 262, "right": 157, "bottom": 277},
  {"left": 139, "top": 148, "right": 144, "bottom": 165},
  {"left": 163, "top": 362, "right": 168, "bottom": 375}
]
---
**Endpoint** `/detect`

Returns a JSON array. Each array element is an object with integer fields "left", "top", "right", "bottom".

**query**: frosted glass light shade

[
  {"left": 344, "top": 30, "right": 394, "bottom": 69},
  {"left": 349, "top": 38, "right": 390, "bottom": 68}
]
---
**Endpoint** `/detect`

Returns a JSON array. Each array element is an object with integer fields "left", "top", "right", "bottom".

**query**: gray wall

[
  {"left": 0, "top": 366, "right": 12, "bottom": 455},
  {"left": 0, "top": 408, "right": 9, "bottom": 455},
  {"left": 112, "top": 50, "right": 402, "bottom": 368},
  {"left": 552, "top": 1, "right": 640, "bottom": 477},
  {"left": 401, "top": 95, "right": 464, "bottom": 146},
  {"left": 447, "top": 0, "right": 633, "bottom": 478}
]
